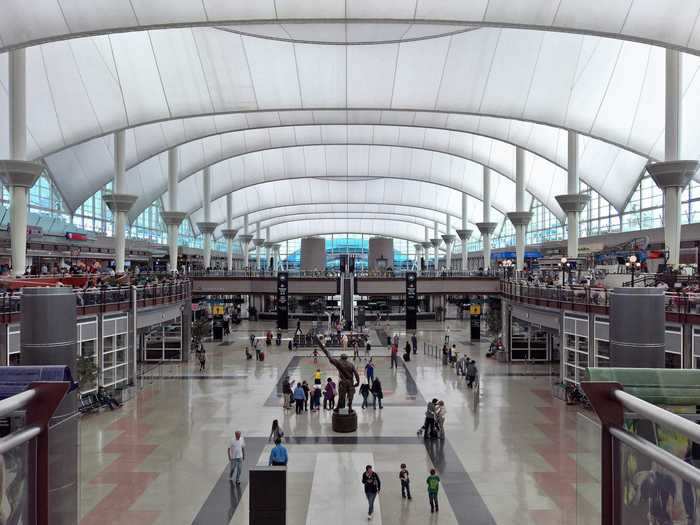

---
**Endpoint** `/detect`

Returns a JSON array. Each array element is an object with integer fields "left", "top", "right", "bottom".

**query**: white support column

[
  {"left": 196, "top": 167, "right": 217, "bottom": 270},
  {"left": 476, "top": 167, "right": 497, "bottom": 271},
  {"left": 430, "top": 221, "right": 441, "bottom": 271},
  {"left": 507, "top": 147, "right": 532, "bottom": 271},
  {"left": 103, "top": 130, "right": 138, "bottom": 274},
  {"left": 456, "top": 193, "right": 472, "bottom": 272},
  {"left": 646, "top": 49, "right": 699, "bottom": 269},
  {"left": 265, "top": 226, "right": 271, "bottom": 269},
  {"left": 3, "top": 49, "right": 48, "bottom": 276},
  {"left": 239, "top": 215, "right": 252, "bottom": 268},
  {"left": 442, "top": 214, "right": 455, "bottom": 271},
  {"left": 555, "top": 132, "right": 590, "bottom": 260},
  {"left": 566, "top": 132, "right": 579, "bottom": 258},
  {"left": 225, "top": 194, "right": 234, "bottom": 271},
  {"left": 161, "top": 148, "right": 186, "bottom": 274},
  {"left": 253, "top": 221, "right": 265, "bottom": 272}
]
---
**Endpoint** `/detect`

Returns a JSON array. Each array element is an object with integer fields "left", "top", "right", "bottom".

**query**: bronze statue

[{"left": 319, "top": 344, "right": 360, "bottom": 413}]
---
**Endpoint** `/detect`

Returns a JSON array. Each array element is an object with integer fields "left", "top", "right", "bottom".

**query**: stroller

[{"left": 417, "top": 417, "right": 443, "bottom": 439}]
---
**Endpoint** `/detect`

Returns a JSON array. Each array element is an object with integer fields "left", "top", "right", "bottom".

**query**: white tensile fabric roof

[
  {"left": 3, "top": 1, "right": 700, "bottom": 53},
  {"left": 1, "top": 7, "right": 699, "bottom": 241}
]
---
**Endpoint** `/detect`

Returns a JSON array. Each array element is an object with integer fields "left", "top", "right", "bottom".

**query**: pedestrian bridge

[{"left": 190, "top": 272, "right": 501, "bottom": 296}]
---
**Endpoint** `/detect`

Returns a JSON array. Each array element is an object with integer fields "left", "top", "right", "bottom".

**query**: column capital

[
  {"left": 506, "top": 211, "right": 533, "bottom": 227},
  {"left": 420, "top": 241, "right": 433, "bottom": 251},
  {"left": 555, "top": 194, "right": 590, "bottom": 214},
  {"left": 646, "top": 160, "right": 700, "bottom": 189},
  {"left": 475, "top": 222, "right": 498, "bottom": 236},
  {"left": 441, "top": 234, "right": 456, "bottom": 244},
  {"left": 238, "top": 234, "right": 254, "bottom": 246},
  {"left": 414, "top": 243, "right": 424, "bottom": 252},
  {"left": 0, "top": 159, "right": 43, "bottom": 188},
  {"left": 196, "top": 221, "right": 218, "bottom": 235},
  {"left": 221, "top": 228, "right": 238, "bottom": 240},
  {"left": 103, "top": 193, "right": 138, "bottom": 214},
  {"left": 430, "top": 238, "right": 442, "bottom": 249},
  {"left": 161, "top": 210, "right": 187, "bottom": 227},
  {"left": 253, "top": 237, "right": 265, "bottom": 248},
  {"left": 263, "top": 241, "right": 276, "bottom": 249},
  {"left": 455, "top": 229, "right": 473, "bottom": 241}
]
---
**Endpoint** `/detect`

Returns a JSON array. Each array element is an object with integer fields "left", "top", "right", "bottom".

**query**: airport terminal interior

[{"left": 5, "top": 2, "right": 700, "bottom": 524}]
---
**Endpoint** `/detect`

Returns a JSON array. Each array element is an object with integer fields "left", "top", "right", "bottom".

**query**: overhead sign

[
  {"left": 65, "top": 232, "right": 87, "bottom": 241},
  {"left": 277, "top": 272, "right": 289, "bottom": 330},
  {"left": 469, "top": 304, "right": 481, "bottom": 316},
  {"left": 405, "top": 271, "right": 417, "bottom": 330}
]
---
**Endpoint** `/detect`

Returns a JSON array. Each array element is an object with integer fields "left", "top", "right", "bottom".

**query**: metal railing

[
  {"left": 190, "top": 269, "right": 339, "bottom": 278},
  {"left": 422, "top": 342, "right": 440, "bottom": 359},
  {"left": 0, "top": 280, "right": 191, "bottom": 322},
  {"left": 501, "top": 279, "right": 700, "bottom": 319},
  {"left": 0, "top": 382, "right": 71, "bottom": 525},
  {"left": 189, "top": 269, "right": 500, "bottom": 279},
  {"left": 582, "top": 381, "right": 700, "bottom": 525}
]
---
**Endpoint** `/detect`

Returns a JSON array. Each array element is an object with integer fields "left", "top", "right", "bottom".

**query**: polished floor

[{"left": 78, "top": 319, "right": 601, "bottom": 525}]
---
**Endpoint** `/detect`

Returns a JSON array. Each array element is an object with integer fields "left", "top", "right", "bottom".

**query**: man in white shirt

[{"left": 228, "top": 431, "right": 245, "bottom": 484}]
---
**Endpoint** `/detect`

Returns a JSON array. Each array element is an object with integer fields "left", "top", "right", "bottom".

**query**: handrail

[
  {"left": 613, "top": 389, "right": 700, "bottom": 444},
  {"left": 582, "top": 381, "right": 700, "bottom": 525},
  {"left": 609, "top": 427, "right": 700, "bottom": 486},
  {"left": 0, "top": 388, "right": 36, "bottom": 417},
  {"left": 0, "top": 425, "right": 41, "bottom": 455}
]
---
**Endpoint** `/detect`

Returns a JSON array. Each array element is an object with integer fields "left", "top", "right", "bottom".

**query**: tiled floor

[{"left": 78, "top": 319, "right": 601, "bottom": 524}]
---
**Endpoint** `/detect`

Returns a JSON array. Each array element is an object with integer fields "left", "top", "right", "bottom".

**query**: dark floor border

[{"left": 192, "top": 436, "right": 495, "bottom": 525}]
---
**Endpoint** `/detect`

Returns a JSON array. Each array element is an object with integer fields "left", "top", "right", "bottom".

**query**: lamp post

[
  {"left": 502, "top": 258, "right": 513, "bottom": 280},
  {"left": 560, "top": 256, "right": 568, "bottom": 285},
  {"left": 626, "top": 254, "right": 642, "bottom": 287}
]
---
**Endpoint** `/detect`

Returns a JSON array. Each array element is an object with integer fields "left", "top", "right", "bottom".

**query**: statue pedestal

[{"left": 332, "top": 409, "right": 358, "bottom": 433}]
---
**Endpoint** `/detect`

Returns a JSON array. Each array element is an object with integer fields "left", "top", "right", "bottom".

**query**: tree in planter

[
  {"left": 434, "top": 305, "right": 445, "bottom": 322},
  {"left": 76, "top": 355, "right": 99, "bottom": 393},
  {"left": 191, "top": 317, "right": 211, "bottom": 351},
  {"left": 484, "top": 297, "right": 502, "bottom": 336},
  {"left": 289, "top": 296, "right": 298, "bottom": 313}
]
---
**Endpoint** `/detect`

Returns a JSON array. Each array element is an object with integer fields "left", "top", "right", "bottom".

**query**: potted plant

[
  {"left": 76, "top": 355, "right": 99, "bottom": 393},
  {"left": 435, "top": 305, "right": 445, "bottom": 322}
]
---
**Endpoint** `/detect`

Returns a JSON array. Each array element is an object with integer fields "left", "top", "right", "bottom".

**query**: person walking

[
  {"left": 362, "top": 465, "right": 381, "bottom": 520},
  {"left": 364, "top": 340, "right": 371, "bottom": 360},
  {"left": 268, "top": 420, "right": 284, "bottom": 443},
  {"left": 255, "top": 341, "right": 262, "bottom": 361},
  {"left": 365, "top": 359, "right": 375, "bottom": 384},
  {"left": 426, "top": 469, "right": 441, "bottom": 513},
  {"left": 228, "top": 431, "right": 245, "bottom": 484},
  {"left": 466, "top": 359, "right": 478, "bottom": 388},
  {"left": 435, "top": 400, "right": 446, "bottom": 439},
  {"left": 268, "top": 438, "right": 288, "bottom": 466},
  {"left": 371, "top": 378, "right": 383, "bottom": 409},
  {"left": 422, "top": 399, "right": 437, "bottom": 439},
  {"left": 282, "top": 376, "right": 292, "bottom": 410},
  {"left": 360, "top": 382, "right": 370, "bottom": 409},
  {"left": 353, "top": 340, "right": 360, "bottom": 360},
  {"left": 411, "top": 333, "right": 417, "bottom": 355},
  {"left": 311, "top": 385, "right": 322, "bottom": 411},
  {"left": 293, "top": 383, "right": 305, "bottom": 414},
  {"left": 323, "top": 378, "right": 336, "bottom": 410},
  {"left": 302, "top": 380, "right": 310, "bottom": 411},
  {"left": 390, "top": 344, "right": 399, "bottom": 369},
  {"left": 314, "top": 368, "right": 322, "bottom": 386},
  {"left": 198, "top": 348, "right": 206, "bottom": 372},
  {"left": 399, "top": 463, "right": 412, "bottom": 500}
]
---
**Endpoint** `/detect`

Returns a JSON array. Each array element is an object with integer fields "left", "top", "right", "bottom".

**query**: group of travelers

[
  {"left": 281, "top": 373, "right": 341, "bottom": 413},
  {"left": 443, "top": 342, "right": 479, "bottom": 388},
  {"left": 418, "top": 398, "right": 447, "bottom": 439},
  {"left": 361, "top": 463, "right": 442, "bottom": 520},
  {"left": 359, "top": 360, "right": 384, "bottom": 409}
]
